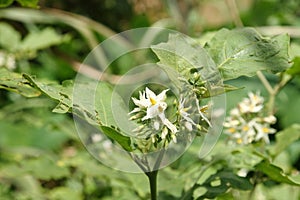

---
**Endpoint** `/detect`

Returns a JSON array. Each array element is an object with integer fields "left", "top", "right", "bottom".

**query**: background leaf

[
  {"left": 269, "top": 124, "right": 300, "bottom": 158},
  {"left": 0, "top": 22, "right": 21, "bottom": 50},
  {"left": 256, "top": 160, "right": 300, "bottom": 186},
  {"left": 204, "top": 28, "right": 290, "bottom": 80},
  {"left": 16, "top": 0, "right": 39, "bottom": 8},
  {"left": 0, "top": 0, "right": 13, "bottom": 8},
  {"left": 287, "top": 56, "right": 300, "bottom": 76},
  {"left": 0, "top": 68, "right": 40, "bottom": 97},
  {"left": 19, "top": 27, "right": 68, "bottom": 52}
]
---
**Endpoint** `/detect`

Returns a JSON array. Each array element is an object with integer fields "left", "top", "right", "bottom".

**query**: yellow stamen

[
  {"left": 236, "top": 138, "right": 243, "bottom": 144},
  {"left": 200, "top": 105, "right": 209, "bottom": 113},
  {"left": 262, "top": 127, "right": 269, "bottom": 133},
  {"left": 150, "top": 97, "right": 156, "bottom": 105},
  {"left": 228, "top": 127, "right": 236, "bottom": 133},
  {"left": 242, "top": 125, "right": 249, "bottom": 131}
]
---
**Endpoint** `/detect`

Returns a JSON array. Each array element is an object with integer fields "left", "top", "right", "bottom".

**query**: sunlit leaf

[
  {"left": 16, "top": 0, "right": 39, "bottom": 8},
  {"left": 287, "top": 56, "right": 300, "bottom": 76},
  {"left": 205, "top": 28, "right": 290, "bottom": 80}
]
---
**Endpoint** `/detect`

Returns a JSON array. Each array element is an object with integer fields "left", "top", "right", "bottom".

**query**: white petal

[
  {"left": 145, "top": 87, "right": 157, "bottom": 99},
  {"left": 263, "top": 115, "right": 276, "bottom": 124},
  {"left": 163, "top": 118, "right": 178, "bottom": 133},
  {"left": 251, "top": 105, "right": 263, "bottom": 113},
  {"left": 128, "top": 107, "right": 141, "bottom": 115},
  {"left": 171, "top": 134, "right": 177, "bottom": 143},
  {"left": 184, "top": 121, "right": 193, "bottom": 131},
  {"left": 132, "top": 97, "right": 149, "bottom": 108},
  {"left": 154, "top": 121, "right": 160, "bottom": 130},
  {"left": 161, "top": 127, "right": 168, "bottom": 139},
  {"left": 142, "top": 104, "right": 161, "bottom": 120},
  {"left": 156, "top": 89, "right": 169, "bottom": 102}
]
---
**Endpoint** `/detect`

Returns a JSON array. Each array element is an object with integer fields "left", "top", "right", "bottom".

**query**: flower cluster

[
  {"left": 129, "top": 87, "right": 178, "bottom": 143},
  {"left": 0, "top": 51, "right": 16, "bottom": 70},
  {"left": 223, "top": 92, "right": 276, "bottom": 145},
  {"left": 129, "top": 87, "right": 210, "bottom": 147}
]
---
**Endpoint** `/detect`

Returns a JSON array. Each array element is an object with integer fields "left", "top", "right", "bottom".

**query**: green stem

[
  {"left": 256, "top": 71, "right": 292, "bottom": 115},
  {"left": 146, "top": 170, "right": 158, "bottom": 200}
]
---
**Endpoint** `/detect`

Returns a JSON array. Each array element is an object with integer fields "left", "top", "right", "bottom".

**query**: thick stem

[{"left": 146, "top": 170, "right": 158, "bottom": 200}]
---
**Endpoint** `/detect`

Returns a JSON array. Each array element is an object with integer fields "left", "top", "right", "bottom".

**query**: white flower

[
  {"left": 238, "top": 92, "right": 264, "bottom": 113},
  {"left": 224, "top": 91, "right": 277, "bottom": 145},
  {"left": 240, "top": 120, "right": 256, "bottom": 144},
  {"left": 263, "top": 115, "right": 276, "bottom": 124},
  {"left": 130, "top": 87, "right": 178, "bottom": 134},
  {"left": 91, "top": 133, "right": 102, "bottom": 143},
  {"left": 230, "top": 108, "right": 240, "bottom": 116},
  {"left": 178, "top": 97, "right": 197, "bottom": 131},
  {"left": 254, "top": 123, "right": 276, "bottom": 144}
]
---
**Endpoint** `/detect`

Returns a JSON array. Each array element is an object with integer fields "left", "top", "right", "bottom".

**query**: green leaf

[
  {"left": 269, "top": 124, "right": 300, "bottom": 157},
  {"left": 0, "top": 22, "right": 21, "bottom": 50},
  {"left": 205, "top": 28, "right": 290, "bottom": 80},
  {"left": 95, "top": 82, "right": 136, "bottom": 131},
  {"left": 287, "top": 56, "right": 300, "bottom": 76},
  {"left": 100, "top": 126, "right": 132, "bottom": 152},
  {"left": 22, "top": 75, "right": 134, "bottom": 151},
  {"left": 256, "top": 160, "right": 300, "bottom": 186},
  {"left": 0, "top": 0, "right": 13, "bottom": 8},
  {"left": 19, "top": 27, "right": 67, "bottom": 51},
  {"left": 0, "top": 68, "right": 40, "bottom": 97},
  {"left": 151, "top": 33, "right": 220, "bottom": 85},
  {"left": 194, "top": 169, "right": 253, "bottom": 199},
  {"left": 16, "top": 0, "right": 39, "bottom": 8},
  {"left": 49, "top": 187, "right": 82, "bottom": 200},
  {"left": 23, "top": 157, "right": 70, "bottom": 180},
  {"left": 23, "top": 74, "right": 73, "bottom": 113}
]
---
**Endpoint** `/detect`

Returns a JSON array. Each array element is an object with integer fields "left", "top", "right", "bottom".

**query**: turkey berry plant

[{"left": 1, "top": 4, "right": 300, "bottom": 200}]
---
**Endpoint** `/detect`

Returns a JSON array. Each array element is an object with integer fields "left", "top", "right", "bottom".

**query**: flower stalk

[{"left": 146, "top": 170, "right": 158, "bottom": 200}]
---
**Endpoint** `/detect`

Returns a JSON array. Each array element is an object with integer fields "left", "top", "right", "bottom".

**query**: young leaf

[
  {"left": 205, "top": 28, "right": 290, "bottom": 80},
  {"left": 0, "top": 67, "right": 40, "bottom": 97},
  {"left": 255, "top": 160, "right": 300, "bottom": 186},
  {"left": 99, "top": 126, "right": 132, "bottom": 152}
]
